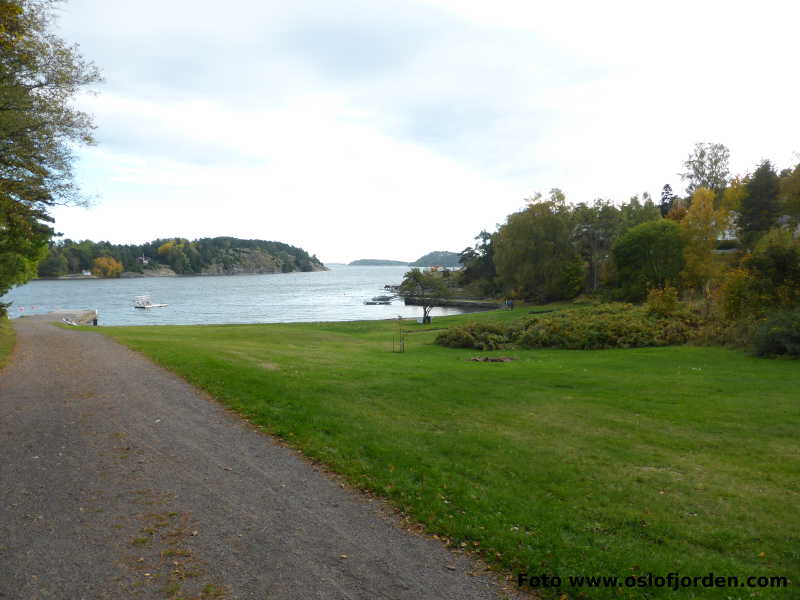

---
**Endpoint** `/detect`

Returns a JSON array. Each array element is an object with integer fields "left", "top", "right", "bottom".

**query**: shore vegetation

[
  {"left": 0, "top": 314, "right": 14, "bottom": 367},
  {"left": 36, "top": 236, "right": 325, "bottom": 278}
]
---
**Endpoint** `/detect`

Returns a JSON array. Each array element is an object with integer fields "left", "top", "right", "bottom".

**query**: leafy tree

[
  {"left": 744, "top": 229, "right": 800, "bottom": 308},
  {"left": 679, "top": 142, "right": 730, "bottom": 197},
  {"left": 613, "top": 220, "right": 685, "bottom": 301},
  {"left": 494, "top": 193, "right": 585, "bottom": 301},
  {"left": 399, "top": 268, "right": 451, "bottom": 323},
  {"left": 739, "top": 160, "right": 780, "bottom": 248},
  {"left": 665, "top": 200, "right": 688, "bottom": 222},
  {"left": 91, "top": 256, "right": 122, "bottom": 278},
  {"left": 36, "top": 250, "right": 67, "bottom": 277},
  {"left": 0, "top": 0, "right": 101, "bottom": 301},
  {"left": 458, "top": 230, "right": 497, "bottom": 293},
  {"left": 720, "top": 229, "right": 800, "bottom": 319},
  {"left": 571, "top": 199, "right": 621, "bottom": 292},
  {"left": 680, "top": 187, "right": 729, "bottom": 293},
  {"left": 0, "top": 191, "right": 49, "bottom": 309},
  {"left": 778, "top": 162, "right": 800, "bottom": 228},
  {"left": 619, "top": 193, "right": 661, "bottom": 232},
  {"left": 722, "top": 177, "right": 747, "bottom": 213}
]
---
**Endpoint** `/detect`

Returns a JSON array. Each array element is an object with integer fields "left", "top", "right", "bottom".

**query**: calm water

[{"left": 2, "top": 265, "right": 481, "bottom": 326}]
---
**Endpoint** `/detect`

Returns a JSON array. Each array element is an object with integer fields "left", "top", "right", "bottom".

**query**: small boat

[
  {"left": 133, "top": 295, "right": 168, "bottom": 309},
  {"left": 364, "top": 300, "right": 392, "bottom": 305},
  {"left": 371, "top": 295, "right": 394, "bottom": 302}
]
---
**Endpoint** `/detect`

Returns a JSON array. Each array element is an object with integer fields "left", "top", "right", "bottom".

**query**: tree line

[
  {"left": 37, "top": 237, "right": 324, "bottom": 277},
  {"left": 458, "top": 143, "right": 800, "bottom": 306}
]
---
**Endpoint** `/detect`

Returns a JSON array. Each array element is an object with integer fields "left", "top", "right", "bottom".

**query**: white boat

[{"left": 133, "top": 295, "right": 168, "bottom": 309}]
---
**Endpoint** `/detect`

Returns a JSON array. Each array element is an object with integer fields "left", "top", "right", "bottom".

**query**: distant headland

[
  {"left": 409, "top": 251, "right": 461, "bottom": 268},
  {"left": 37, "top": 237, "right": 326, "bottom": 279},
  {"left": 349, "top": 251, "right": 462, "bottom": 268},
  {"left": 348, "top": 259, "right": 409, "bottom": 266}
]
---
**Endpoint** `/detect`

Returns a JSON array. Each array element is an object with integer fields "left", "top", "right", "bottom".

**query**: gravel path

[{"left": 0, "top": 315, "right": 513, "bottom": 600}]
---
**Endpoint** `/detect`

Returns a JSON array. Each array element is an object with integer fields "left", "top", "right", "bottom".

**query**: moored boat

[{"left": 133, "top": 295, "right": 168, "bottom": 309}]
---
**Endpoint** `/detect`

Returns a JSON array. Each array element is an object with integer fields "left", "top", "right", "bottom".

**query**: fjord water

[{"left": 2, "top": 265, "right": 478, "bottom": 326}]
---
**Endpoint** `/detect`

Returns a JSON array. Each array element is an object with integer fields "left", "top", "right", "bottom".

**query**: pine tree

[
  {"left": 660, "top": 184, "right": 674, "bottom": 217},
  {"left": 739, "top": 160, "right": 780, "bottom": 248}
]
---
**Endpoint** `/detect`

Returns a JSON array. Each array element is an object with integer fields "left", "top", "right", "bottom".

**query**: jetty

[
  {"left": 51, "top": 309, "right": 99, "bottom": 326},
  {"left": 402, "top": 297, "right": 500, "bottom": 310}
]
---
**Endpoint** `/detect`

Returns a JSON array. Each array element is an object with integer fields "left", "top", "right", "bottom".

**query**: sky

[{"left": 50, "top": 0, "right": 800, "bottom": 264}]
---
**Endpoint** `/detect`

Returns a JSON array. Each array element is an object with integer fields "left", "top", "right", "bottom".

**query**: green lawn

[
  {"left": 0, "top": 316, "right": 15, "bottom": 369},
  {"left": 96, "top": 307, "right": 798, "bottom": 599}
]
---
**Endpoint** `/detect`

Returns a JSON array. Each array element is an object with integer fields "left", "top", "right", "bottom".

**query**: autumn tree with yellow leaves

[
  {"left": 91, "top": 256, "right": 122, "bottom": 278},
  {"left": 680, "top": 187, "right": 729, "bottom": 295}
]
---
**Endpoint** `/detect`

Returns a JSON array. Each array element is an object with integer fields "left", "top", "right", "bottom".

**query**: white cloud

[{"left": 51, "top": 0, "right": 800, "bottom": 262}]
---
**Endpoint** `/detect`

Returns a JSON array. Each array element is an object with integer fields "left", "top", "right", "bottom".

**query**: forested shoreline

[{"left": 37, "top": 237, "right": 326, "bottom": 278}]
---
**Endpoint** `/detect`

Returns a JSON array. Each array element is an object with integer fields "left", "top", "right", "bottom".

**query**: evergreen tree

[
  {"left": 660, "top": 184, "right": 674, "bottom": 217},
  {"left": 739, "top": 160, "right": 780, "bottom": 248}
]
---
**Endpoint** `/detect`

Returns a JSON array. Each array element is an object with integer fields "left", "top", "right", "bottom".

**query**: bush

[
  {"left": 435, "top": 322, "right": 516, "bottom": 351},
  {"left": 752, "top": 310, "right": 800, "bottom": 358},
  {"left": 716, "top": 268, "right": 757, "bottom": 319},
  {"left": 518, "top": 303, "right": 699, "bottom": 350},
  {"left": 646, "top": 285, "right": 679, "bottom": 317},
  {"left": 435, "top": 304, "right": 702, "bottom": 351}
]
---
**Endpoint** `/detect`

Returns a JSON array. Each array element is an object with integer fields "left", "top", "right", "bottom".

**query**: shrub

[
  {"left": 517, "top": 304, "right": 699, "bottom": 350},
  {"left": 646, "top": 285, "right": 680, "bottom": 317},
  {"left": 435, "top": 322, "right": 515, "bottom": 351},
  {"left": 752, "top": 310, "right": 800, "bottom": 358},
  {"left": 715, "top": 268, "right": 757, "bottom": 319},
  {"left": 436, "top": 304, "right": 703, "bottom": 351}
]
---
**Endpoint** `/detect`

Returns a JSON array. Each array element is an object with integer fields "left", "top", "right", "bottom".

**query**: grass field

[
  {"left": 0, "top": 316, "right": 15, "bottom": 369},
  {"left": 95, "top": 307, "right": 798, "bottom": 599}
]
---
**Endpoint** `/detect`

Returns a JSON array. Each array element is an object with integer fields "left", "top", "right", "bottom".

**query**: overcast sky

[{"left": 50, "top": 0, "right": 800, "bottom": 263}]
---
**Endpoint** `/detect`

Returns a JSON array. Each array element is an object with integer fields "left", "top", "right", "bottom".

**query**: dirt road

[{"left": 0, "top": 316, "right": 511, "bottom": 599}]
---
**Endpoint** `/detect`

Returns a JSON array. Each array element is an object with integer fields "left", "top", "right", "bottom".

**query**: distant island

[
  {"left": 348, "top": 252, "right": 462, "bottom": 268},
  {"left": 38, "top": 237, "right": 326, "bottom": 278},
  {"left": 348, "top": 259, "right": 409, "bottom": 266},
  {"left": 410, "top": 251, "right": 461, "bottom": 268}
]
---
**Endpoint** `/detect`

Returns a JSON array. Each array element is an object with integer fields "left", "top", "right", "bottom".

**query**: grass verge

[
  {"left": 96, "top": 306, "right": 799, "bottom": 599},
  {"left": 0, "top": 316, "right": 16, "bottom": 369}
]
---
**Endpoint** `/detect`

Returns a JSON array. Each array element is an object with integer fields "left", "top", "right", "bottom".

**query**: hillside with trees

[
  {"left": 348, "top": 259, "right": 409, "bottom": 266},
  {"left": 37, "top": 237, "right": 326, "bottom": 278},
  {"left": 410, "top": 251, "right": 461, "bottom": 267}
]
